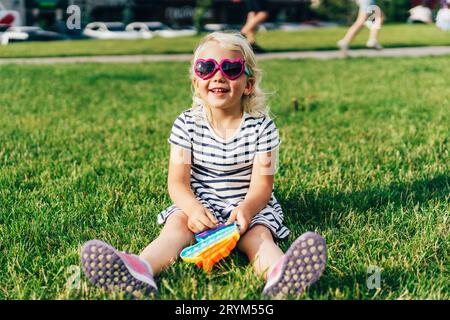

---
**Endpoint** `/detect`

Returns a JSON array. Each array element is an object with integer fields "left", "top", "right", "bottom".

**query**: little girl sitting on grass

[{"left": 80, "top": 32, "right": 327, "bottom": 298}]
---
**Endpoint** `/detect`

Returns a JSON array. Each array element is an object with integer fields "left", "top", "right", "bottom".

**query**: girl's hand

[
  {"left": 186, "top": 204, "right": 218, "bottom": 233},
  {"left": 226, "top": 205, "right": 253, "bottom": 235}
]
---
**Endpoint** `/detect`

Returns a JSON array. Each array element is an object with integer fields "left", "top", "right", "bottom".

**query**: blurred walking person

[
  {"left": 337, "top": 0, "right": 384, "bottom": 53},
  {"left": 239, "top": 0, "right": 269, "bottom": 52},
  {"left": 436, "top": 0, "right": 450, "bottom": 30}
]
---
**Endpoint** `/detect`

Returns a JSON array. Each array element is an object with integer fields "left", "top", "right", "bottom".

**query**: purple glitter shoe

[
  {"left": 263, "top": 232, "right": 327, "bottom": 298},
  {"left": 80, "top": 240, "right": 157, "bottom": 297}
]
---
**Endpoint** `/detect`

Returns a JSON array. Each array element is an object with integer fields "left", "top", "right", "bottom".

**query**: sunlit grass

[
  {"left": 0, "top": 24, "right": 449, "bottom": 58},
  {"left": 0, "top": 55, "right": 448, "bottom": 299}
]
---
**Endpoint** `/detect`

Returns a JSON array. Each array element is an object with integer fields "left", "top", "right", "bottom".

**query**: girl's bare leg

[
  {"left": 139, "top": 211, "right": 194, "bottom": 275},
  {"left": 237, "top": 225, "right": 283, "bottom": 279}
]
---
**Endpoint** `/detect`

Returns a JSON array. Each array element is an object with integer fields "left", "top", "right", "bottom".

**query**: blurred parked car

[
  {"left": 0, "top": 26, "right": 26, "bottom": 45},
  {"left": 0, "top": 26, "right": 66, "bottom": 45},
  {"left": 82, "top": 21, "right": 153, "bottom": 40},
  {"left": 204, "top": 23, "right": 245, "bottom": 32},
  {"left": 139, "top": 21, "right": 196, "bottom": 38},
  {"left": 0, "top": 3, "right": 22, "bottom": 27},
  {"left": 407, "top": 5, "right": 433, "bottom": 24}
]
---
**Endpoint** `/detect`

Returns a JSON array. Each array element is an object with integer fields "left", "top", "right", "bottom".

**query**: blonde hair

[{"left": 190, "top": 32, "right": 269, "bottom": 121}]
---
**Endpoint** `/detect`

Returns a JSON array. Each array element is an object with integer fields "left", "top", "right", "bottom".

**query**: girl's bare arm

[
  {"left": 168, "top": 144, "right": 217, "bottom": 231},
  {"left": 240, "top": 151, "right": 276, "bottom": 213},
  {"left": 168, "top": 144, "right": 199, "bottom": 211},
  {"left": 227, "top": 151, "right": 277, "bottom": 233}
]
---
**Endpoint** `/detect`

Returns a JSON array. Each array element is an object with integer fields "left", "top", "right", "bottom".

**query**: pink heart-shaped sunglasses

[{"left": 194, "top": 58, "right": 251, "bottom": 80}]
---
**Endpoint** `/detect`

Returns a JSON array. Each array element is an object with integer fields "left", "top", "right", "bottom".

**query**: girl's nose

[{"left": 211, "top": 69, "right": 226, "bottom": 82}]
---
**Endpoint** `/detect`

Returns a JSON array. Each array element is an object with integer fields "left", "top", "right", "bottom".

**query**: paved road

[{"left": 1, "top": 46, "right": 450, "bottom": 64}]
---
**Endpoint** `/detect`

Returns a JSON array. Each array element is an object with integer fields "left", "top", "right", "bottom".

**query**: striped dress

[{"left": 157, "top": 107, "right": 290, "bottom": 240}]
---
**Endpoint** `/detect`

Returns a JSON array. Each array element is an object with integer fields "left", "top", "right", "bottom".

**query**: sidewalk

[{"left": 1, "top": 46, "right": 450, "bottom": 64}]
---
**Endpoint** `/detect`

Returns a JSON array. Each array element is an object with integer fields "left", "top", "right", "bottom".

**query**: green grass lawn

[
  {"left": 0, "top": 24, "right": 449, "bottom": 58},
  {"left": 0, "top": 55, "right": 448, "bottom": 300}
]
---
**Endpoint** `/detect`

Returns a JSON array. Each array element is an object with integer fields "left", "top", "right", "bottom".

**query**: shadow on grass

[
  {"left": 274, "top": 174, "right": 448, "bottom": 297},
  {"left": 74, "top": 175, "right": 447, "bottom": 299},
  {"left": 307, "top": 266, "right": 408, "bottom": 299},
  {"left": 278, "top": 174, "right": 449, "bottom": 229}
]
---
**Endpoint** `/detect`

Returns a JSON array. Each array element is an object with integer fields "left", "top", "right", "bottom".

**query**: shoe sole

[
  {"left": 263, "top": 232, "right": 327, "bottom": 298},
  {"left": 80, "top": 240, "right": 157, "bottom": 297},
  {"left": 337, "top": 41, "right": 348, "bottom": 51}
]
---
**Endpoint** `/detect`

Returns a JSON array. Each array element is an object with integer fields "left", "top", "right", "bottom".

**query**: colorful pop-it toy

[{"left": 180, "top": 223, "right": 240, "bottom": 272}]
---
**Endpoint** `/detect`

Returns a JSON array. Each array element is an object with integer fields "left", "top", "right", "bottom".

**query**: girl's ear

[
  {"left": 244, "top": 77, "right": 256, "bottom": 96},
  {"left": 192, "top": 78, "right": 200, "bottom": 96},
  {"left": 192, "top": 78, "right": 198, "bottom": 90}
]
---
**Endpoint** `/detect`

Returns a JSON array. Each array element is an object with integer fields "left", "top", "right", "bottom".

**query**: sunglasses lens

[
  {"left": 195, "top": 61, "right": 215, "bottom": 78},
  {"left": 221, "top": 61, "right": 243, "bottom": 78}
]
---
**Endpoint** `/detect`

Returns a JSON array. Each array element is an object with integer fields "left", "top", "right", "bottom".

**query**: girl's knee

[
  {"left": 248, "top": 225, "right": 274, "bottom": 240},
  {"left": 162, "top": 211, "right": 193, "bottom": 240},
  {"left": 238, "top": 224, "right": 275, "bottom": 250}
]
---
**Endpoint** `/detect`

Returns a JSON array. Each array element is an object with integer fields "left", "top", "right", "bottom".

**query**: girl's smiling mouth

[{"left": 209, "top": 87, "right": 230, "bottom": 96}]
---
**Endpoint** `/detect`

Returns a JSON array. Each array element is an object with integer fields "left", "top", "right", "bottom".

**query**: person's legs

[
  {"left": 237, "top": 224, "right": 284, "bottom": 279},
  {"left": 244, "top": 11, "right": 269, "bottom": 33},
  {"left": 241, "top": 11, "right": 269, "bottom": 45},
  {"left": 367, "top": 10, "right": 383, "bottom": 46},
  {"left": 139, "top": 211, "right": 194, "bottom": 275},
  {"left": 241, "top": 11, "right": 256, "bottom": 35},
  {"left": 341, "top": 11, "right": 368, "bottom": 45}
]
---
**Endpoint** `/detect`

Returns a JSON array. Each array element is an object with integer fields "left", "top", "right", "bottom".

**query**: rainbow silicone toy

[{"left": 180, "top": 223, "right": 240, "bottom": 272}]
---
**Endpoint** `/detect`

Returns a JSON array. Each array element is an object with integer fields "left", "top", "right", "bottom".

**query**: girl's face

[{"left": 193, "top": 41, "right": 255, "bottom": 113}]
